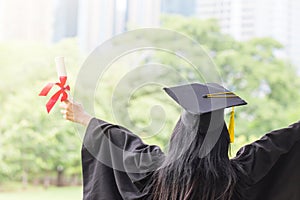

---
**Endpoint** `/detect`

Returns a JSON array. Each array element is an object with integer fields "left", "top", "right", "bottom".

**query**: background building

[
  {"left": 161, "top": 0, "right": 196, "bottom": 17},
  {"left": 0, "top": 0, "right": 299, "bottom": 67},
  {"left": 53, "top": 0, "right": 79, "bottom": 42},
  {"left": 127, "top": 0, "right": 161, "bottom": 29},
  {"left": 0, "top": 0, "right": 54, "bottom": 43},
  {"left": 77, "top": 0, "right": 118, "bottom": 52},
  {"left": 194, "top": 0, "right": 300, "bottom": 67},
  {"left": 77, "top": 0, "right": 161, "bottom": 52}
]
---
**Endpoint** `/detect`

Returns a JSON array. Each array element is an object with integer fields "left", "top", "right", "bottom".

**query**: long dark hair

[{"left": 151, "top": 110, "right": 243, "bottom": 200}]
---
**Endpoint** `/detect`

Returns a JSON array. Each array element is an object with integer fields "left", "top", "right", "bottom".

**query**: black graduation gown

[
  {"left": 81, "top": 118, "right": 300, "bottom": 200},
  {"left": 233, "top": 122, "right": 300, "bottom": 200},
  {"left": 81, "top": 118, "right": 164, "bottom": 200}
]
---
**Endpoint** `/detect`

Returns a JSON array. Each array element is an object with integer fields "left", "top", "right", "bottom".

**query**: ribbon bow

[{"left": 39, "top": 76, "right": 70, "bottom": 113}]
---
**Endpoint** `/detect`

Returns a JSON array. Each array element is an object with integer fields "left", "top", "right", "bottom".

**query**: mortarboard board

[
  {"left": 163, "top": 83, "right": 247, "bottom": 142},
  {"left": 163, "top": 83, "right": 247, "bottom": 114}
]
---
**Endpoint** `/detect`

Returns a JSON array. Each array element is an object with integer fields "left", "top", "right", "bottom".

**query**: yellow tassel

[{"left": 228, "top": 107, "right": 235, "bottom": 143}]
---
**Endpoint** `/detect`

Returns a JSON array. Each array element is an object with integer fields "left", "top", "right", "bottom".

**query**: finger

[
  {"left": 63, "top": 99, "right": 70, "bottom": 104},
  {"left": 64, "top": 99, "right": 75, "bottom": 105},
  {"left": 60, "top": 110, "right": 67, "bottom": 114},
  {"left": 65, "top": 114, "right": 73, "bottom": 121},
  {"left": 66, "top": 103, "right": 73, "bottom": 112},
  {"left": 66, "top": 113, "right": 74, "bottom": 121},
  {"left": 59, "top": 102, "right": 67, "bottom": 109},
  {"left": 64, "top": 99, "right": 73, "bottom": 109}
]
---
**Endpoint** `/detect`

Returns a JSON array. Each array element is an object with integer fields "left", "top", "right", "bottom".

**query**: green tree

[
  {"left": 160, "top": 15, "right": 300, "bottom": 152},
  {"left": 0, "top": 39, "right": 82, "bottom": 186}
]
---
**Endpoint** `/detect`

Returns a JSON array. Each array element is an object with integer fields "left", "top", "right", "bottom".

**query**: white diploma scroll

[{"left": 55, "top": 56, "right": 67, "bottom": 77}]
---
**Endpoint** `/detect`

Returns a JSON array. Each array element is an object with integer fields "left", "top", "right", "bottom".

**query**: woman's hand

[{"left": 60, "top": 100, "right": 93, "bottom": 126}]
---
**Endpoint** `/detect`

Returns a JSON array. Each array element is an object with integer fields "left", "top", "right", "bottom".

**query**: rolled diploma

[
  {"left": 55, "top": 56, "right": 71, "bottom": 100},
  {"left": 55, "top": 56, "right": 67, "bottom": 77}
]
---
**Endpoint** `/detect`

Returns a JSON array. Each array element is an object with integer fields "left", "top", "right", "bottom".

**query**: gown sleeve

[
  {"left": 232, "top": 121, "right": 300, "bottom": 200},
  {"left": 81, "top": 118, "right": 164, "bottom": 200}
]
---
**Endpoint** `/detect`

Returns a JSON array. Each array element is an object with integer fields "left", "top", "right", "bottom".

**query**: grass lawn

[{"left": 0, "top": 186, "right": 82, "bottom": 200}]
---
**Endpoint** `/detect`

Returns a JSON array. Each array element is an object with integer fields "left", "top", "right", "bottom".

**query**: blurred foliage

[
  {"left": 1, "top": 15, "right": 300, "bottom": 186},
  {"left": 161, "top": 15, "right": 300, "bottom": 152},
  {"left": 0, "top": 39, "right": 83, "bottom": 185}
]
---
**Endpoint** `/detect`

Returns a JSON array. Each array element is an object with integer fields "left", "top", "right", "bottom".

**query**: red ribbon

[{"left": 39, "top": 76, "right": 70, "bottom": 113}]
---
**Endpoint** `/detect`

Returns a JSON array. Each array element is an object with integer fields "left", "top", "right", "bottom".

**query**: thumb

[
  {"left": 63, "top": 99, "right": 74, "bottom": 104},
  {"left": 63, "top": 99, "right": 70, "bottom": 104}
]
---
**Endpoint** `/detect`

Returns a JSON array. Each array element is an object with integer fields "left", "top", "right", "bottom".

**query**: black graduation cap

[
  {"left": 163, "top": 83, "right": 247, "bottom": 115},
  {"left": 163, "top": 83, "right": 247, "bottom": 142}
]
